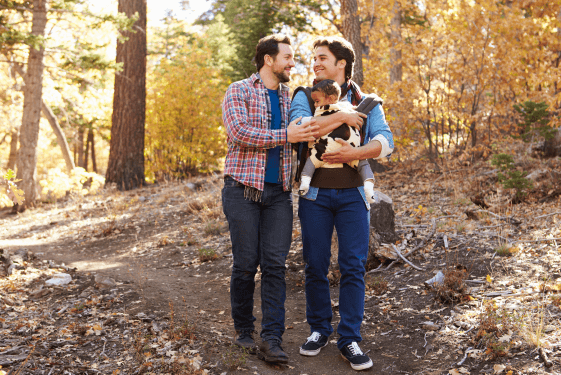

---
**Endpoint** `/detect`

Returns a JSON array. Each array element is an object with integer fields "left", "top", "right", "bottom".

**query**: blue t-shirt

[{"left": 265, "top": 89, "right": 282, "bottom": 184}]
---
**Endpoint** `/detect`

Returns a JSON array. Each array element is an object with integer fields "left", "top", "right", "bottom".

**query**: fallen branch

[
  {"left": 365, "top": 262, "right": 385, "bottom": 275},
  {"left": 476, "top": 209, "right": 521, "bottom": 225},
  {"left": 477, "top": 223, "right": 510, "bottom": 230},
  {"left": 12, "top": 345, "right": 35, "bottom": 375},
  {"left": 456, "top": 346, "right": 474, "bottom": 366},
  {"left": 436, "top": 215, "right": 460, "bottom": 221},
  {"left": 385, "top": 219, "right": 436, "bottom": 271},
  {"left": 402, "top": 218, "right": 437, "bottom": 258},
  {"left": 539, "top": 347, "right": 553, "bottom": 368},
  {"left": 513, "top": 237, "right": 561, "bottom": 243},
  {"left": 396, "top": 224, "right": 428, "bottom": 228},
  {"left": 534, "top": 211, "right": 561, "bottom": 220},
  {"left": 392, "top": 244, "right": 424, "bottom": 271}
]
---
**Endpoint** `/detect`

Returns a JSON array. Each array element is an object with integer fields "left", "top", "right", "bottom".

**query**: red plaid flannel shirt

[{"left": 222, "top": 73, "right": 292, "bottom": 192}]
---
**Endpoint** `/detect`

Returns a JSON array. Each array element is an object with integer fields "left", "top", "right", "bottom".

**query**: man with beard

[
  {"left": 290, "top": 36, "right": 394, "bottom": 371},
  {"left": 221, "top": 34, "right": 319, "bottom": 364}
]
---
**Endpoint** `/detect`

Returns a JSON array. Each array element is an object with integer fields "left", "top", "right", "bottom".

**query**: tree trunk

[
  {"left": 7, "top": 128, "right": 18, "bottom": 171},
  {"left": 389, "top": 0, "right": 403, "bottom": 85},
  {"left": 389, "top": 0, "right": 403, "bottom": 155},
  {"left": 77, "top": 127, "right": 85, "bottom": 168},
  {"left": 16, "top": 0, "right": 48, "bottom": 208},
  {"left": 88, "top": 128, "right": 97, "bottom": 173},
  {"left": 84, "top": 129, "right": 90, "bottom": 171},
  {"left": 470, "top": 120, "right": 477, "bottom": 147},
  {"left": 11, "top": 61, "right": 75, "bottom": 174},
  {"left": 41, "top": 102, "right": 75, "bottom": 173},
  {"left": 341, "top": 0, "right": 363, "bottom": 87},
  {"left": 105, "top": 0, "right": 147, "bottom": 190}
]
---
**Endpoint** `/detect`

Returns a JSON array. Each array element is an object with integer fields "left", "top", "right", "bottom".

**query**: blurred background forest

[{"left": 1, "top": 0, "right": 560, "bottom": 208}]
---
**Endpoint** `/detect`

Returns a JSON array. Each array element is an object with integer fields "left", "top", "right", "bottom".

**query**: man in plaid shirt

[{"left": 221, "top": 34, "right": 318, "bottom": 364}]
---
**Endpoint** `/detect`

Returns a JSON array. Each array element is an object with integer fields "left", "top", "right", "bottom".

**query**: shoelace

[
  {"left": 348, "top": 342, "right": 363, "bottom": 356},
  {"left": 306, "top": 332, "right": 321, "bottom": 344}
]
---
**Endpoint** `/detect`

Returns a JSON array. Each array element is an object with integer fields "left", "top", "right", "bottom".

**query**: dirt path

[{"left": 1, "top": 170, "right": 560, "bottom": 374}]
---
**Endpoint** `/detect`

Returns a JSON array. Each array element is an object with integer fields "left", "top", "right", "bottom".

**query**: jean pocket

[
  {"left": 224, "top": 176, "right": 244, "bottom": 188},
  {"left": 299, "top": 186, "right": 318, "bottom": 201}
]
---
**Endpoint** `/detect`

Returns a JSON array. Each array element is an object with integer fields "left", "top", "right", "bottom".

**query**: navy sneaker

[
  {"left": 257, "top": 340, "right": 289, "bottom": 364},
  {"left": 340, "top": 342, "right": 373, "bottom": 371},
  {"left": 299, "top": 332, "right": 329, "bottom": 356},
  {"left": 233, "top": 330, "right": 256, "bottom": 354}
]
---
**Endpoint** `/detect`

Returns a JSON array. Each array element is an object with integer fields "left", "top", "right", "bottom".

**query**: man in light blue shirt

[{"left": 289, "top": 36, "right": 394, "bottom": 371}]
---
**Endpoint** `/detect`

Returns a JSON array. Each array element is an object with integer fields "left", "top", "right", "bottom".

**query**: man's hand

[
  {"left": 344, "top": 112, "right": 366, "bottom": 130},
  {"left": 322, "top": 138, "right": 360, "bottom": 164},
  {"left": 287, "top": 117, "right": 319, "bottom": 143}
]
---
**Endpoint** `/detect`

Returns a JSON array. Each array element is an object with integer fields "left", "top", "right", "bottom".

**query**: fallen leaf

[
  {"left": 498, "top": 334, "right": 511, "bottom": 342},
  {"left": 493, "top": 364, "right": 506, "bottom": 374},
  {"left": 487, "top": 275, "right": 493, "bottom": 283}
]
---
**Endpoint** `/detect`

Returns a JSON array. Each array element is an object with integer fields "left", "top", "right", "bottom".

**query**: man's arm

[
  {"left": 289, "top": 91, "right": 365, "bottom": 137},
  {"left": 222, "top": 84, "right": 285, "bottom": 149},
  {"left": 322, "top": 103, "right": 394, "bottom": 164}
]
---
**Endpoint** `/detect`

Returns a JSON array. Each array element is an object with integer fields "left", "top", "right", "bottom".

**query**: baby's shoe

[{"left": 298, "top": 176, "right": 312, "bottom": 196}]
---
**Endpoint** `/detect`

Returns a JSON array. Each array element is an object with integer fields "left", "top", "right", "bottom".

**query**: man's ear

[
  {"left": 337, "top": 59, "right": 346, "bottom": 70},
  {"left": 265, "top": 54, "right": 274, "bottom": 67}
]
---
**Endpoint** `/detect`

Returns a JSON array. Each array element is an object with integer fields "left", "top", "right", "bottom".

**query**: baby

[{"left": 298, "top": 80, "right": 377, "bottom": 203}]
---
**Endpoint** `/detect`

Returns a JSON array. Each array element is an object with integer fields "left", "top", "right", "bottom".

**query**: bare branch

[{"left": 392, "top": 244, "right": 424, "bottom": 271}]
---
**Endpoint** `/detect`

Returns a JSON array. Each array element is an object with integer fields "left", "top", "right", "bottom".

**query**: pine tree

[{"left": 105, "top": 0, "right": 147, "bottom": 190}]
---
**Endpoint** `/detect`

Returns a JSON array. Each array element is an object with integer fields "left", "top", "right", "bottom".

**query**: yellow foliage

[
  {"left": 0, "top": 169, "right": 24, "bottom": 208},
  {"left": 145, "top": 38, "right": 229, "bottom": 181},
  {"left": 360, "top": 0, "right": 561, "bottom": 158},
  {"left": 39, "top": 167, "right": 105, "bottom": 200}
]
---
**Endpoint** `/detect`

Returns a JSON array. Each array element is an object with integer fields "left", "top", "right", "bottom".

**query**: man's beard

[{"left": 274, "top": 68, "right": 290, "bottom": 83}]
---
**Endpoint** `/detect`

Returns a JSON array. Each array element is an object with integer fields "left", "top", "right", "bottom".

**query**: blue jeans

[
  {"left": 222, "top": 176, "right": 292, "bottom": 343},
  {"left": 298, "top": 187, "right": 369, "bottom": 350}
]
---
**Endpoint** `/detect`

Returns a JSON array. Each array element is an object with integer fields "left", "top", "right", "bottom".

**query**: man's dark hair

[
  {"left": 254, "top": 34, "right": 292, "bottom": 72},
  {"left": 313, "top": 37, "right": 355, "bottom": 81},
  {"left": 312, "top": 79, "right": 341, "bottom": 98}
]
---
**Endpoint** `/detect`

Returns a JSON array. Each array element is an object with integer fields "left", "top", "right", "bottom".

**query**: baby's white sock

[
  {"left": 364, "top": 179, "right": 376, "bottom": 203},
  {"left": 298, "top": 176, "right": 312, "bottom": 196}
]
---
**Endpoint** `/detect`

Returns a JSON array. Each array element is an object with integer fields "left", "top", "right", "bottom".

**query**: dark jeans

[
  {"left": 222, "top": 176, "right": 292, "bottom": 343},
  {"left": 298, "top": 187, "right": 369, "bottom": 349}
]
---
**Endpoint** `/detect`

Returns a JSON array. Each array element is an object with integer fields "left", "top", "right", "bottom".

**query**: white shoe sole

[
  {"left": 341, "top": 355, "right": 373, "bottom": 371},
  {"left": 299, "top": 342, "right": 328, "bottom": 356}
]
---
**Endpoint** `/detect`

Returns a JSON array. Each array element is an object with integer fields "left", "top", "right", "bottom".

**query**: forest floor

[{"left": 1, "top": 152, "right": 561, "bottom": 375}]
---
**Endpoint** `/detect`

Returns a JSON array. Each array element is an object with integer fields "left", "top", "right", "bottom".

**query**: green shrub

[
  {"left": 491, "top": 154, "right": 533, "bottom": 198},
  {"left": 513, "top": 100, "right": 556, "bottom": 142}
]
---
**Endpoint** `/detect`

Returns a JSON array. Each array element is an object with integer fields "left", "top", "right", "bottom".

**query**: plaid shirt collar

[{"left": 250, "top": 73, "right": 290, "bottom": 94}]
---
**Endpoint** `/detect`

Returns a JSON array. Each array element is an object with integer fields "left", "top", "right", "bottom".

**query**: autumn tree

[
  {"left": 105, "top": 0, "right": 147, "bottom": 190},
  {"left": 1, "top": 0, "right": 133, "bottom": 208},
  {"left": 15, "top": 0, "right": 48, "bottom": 208},
  {"left": 145, "top": 38, "right": 228, "bottom": 180}
]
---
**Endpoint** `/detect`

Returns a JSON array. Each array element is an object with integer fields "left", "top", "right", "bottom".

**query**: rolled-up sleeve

[
  {"left": 364, "top": 104, "right": 394, "bottom": 159},
  {"left": 289, "top": 91, "right": 314, "bottom": 124},
  {"left": 222, "top": 84, "right": 286, "bottom": 149}
]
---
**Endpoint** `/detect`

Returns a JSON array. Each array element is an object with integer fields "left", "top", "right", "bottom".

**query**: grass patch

[
  {"left": 198, "top": 248, "right": 220, "bottom": 262},
  {"left": 473, "top": 301, "right": 520, "bottom": 358},
  {"left": 221, "top": 344, "right": 249, "bottom": 370},
  {"left": 494, "top": 244, "right": 517, "bottom": 256},
  {"left": 203, "top": 220, "right": 223, "bottom": 236},
  {"left": 366, "top": 275, "right": 388, "bottom": 295}
]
